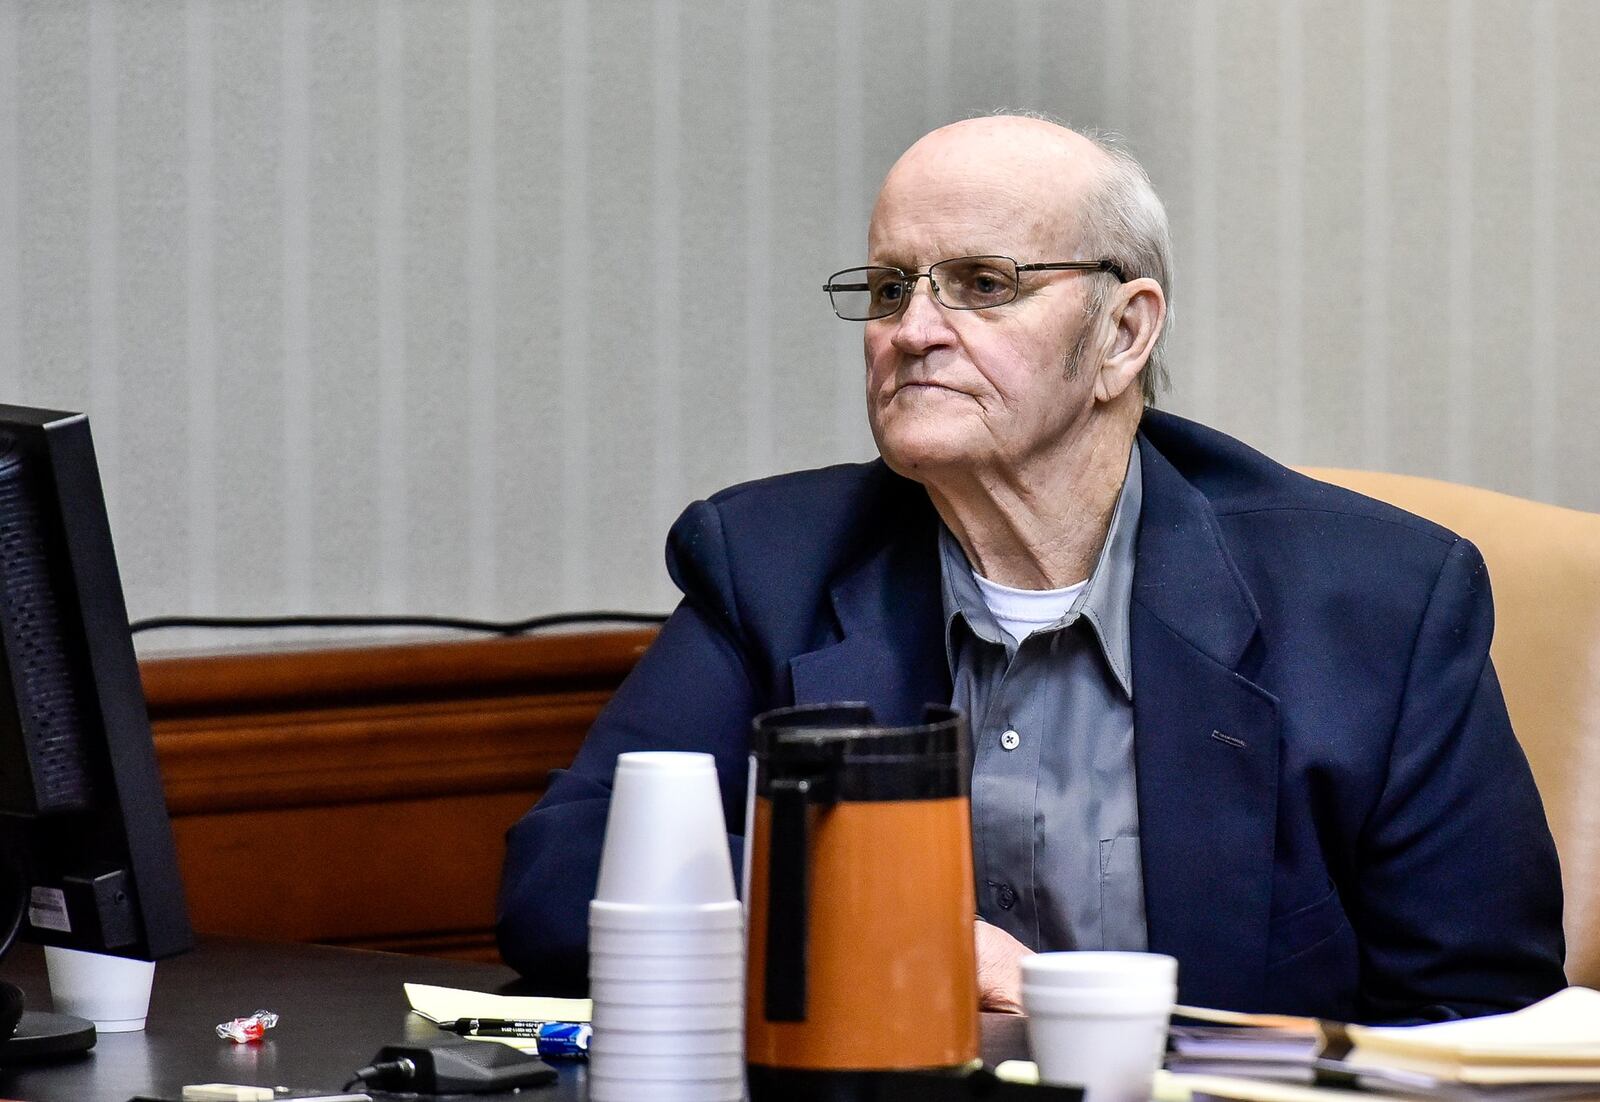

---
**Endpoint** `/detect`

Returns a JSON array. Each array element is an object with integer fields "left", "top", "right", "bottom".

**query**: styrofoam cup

[
  {"left": 588, "top": 899, "right": 744, "bottom": 931},
  {"left": 1020, "top": 983, "right": 1177, "bottom": 1020},
  {"left": 44, "top": 947, "right": 156, "bottom": 1033},
  {"left": 588, "top": 926, "right": 746, "bottom": 957},
  {"left": 590, "top": 1001, "right": 744, "bottom": 1032},
  {"left": 590, "top": 1051, "right": 746, "bottom": 1080},
  {"left": 589, "top": 1028, "right": 743, "bottom": 1056},
  {"left": 588, "top": 1074, "right": 744, "bottom": 1102},
  {"left": 1020, "top": 950, "right": 1177, "bottom": 990},
  {"left": 588, "top": 976, "right": 742, "bottom": 1007},
  {"left": 593, "top": 752, "right": 736, "bottom": 907},
  {"left": 589, "top": 950, "right": 743, "bottom": 981},
  {"left": 1020, "top": 953, "right": 1177, "bottom": 1102},
  {"left": 1022, "top": 997, "right": 1173, "bottom": 1102}
]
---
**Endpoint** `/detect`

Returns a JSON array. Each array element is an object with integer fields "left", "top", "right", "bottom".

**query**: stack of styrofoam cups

[
  {"left": 588, "top": 751, "right": 745, "bottom": 1101},
  {"left": 1019, "top": 951, "right": 1179, "bottom": 1102}
]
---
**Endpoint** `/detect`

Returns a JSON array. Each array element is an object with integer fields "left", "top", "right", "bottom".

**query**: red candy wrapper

[{"left": 215, "top": 1009, "right": 280, "bottom": 1043}]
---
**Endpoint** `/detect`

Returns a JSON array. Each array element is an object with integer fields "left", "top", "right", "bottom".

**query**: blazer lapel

[
  {"left": 788, "top": 505, "right": 950, "bottom": 725},
  {"left": 1132, "top": 434, "right": 1282, "bottom": 1012},
  {"left": 786, "top": 442, "right": 1281, "bottom": 1010}
]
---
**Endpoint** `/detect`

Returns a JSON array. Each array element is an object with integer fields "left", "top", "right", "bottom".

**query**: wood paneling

[
  {"left": 170, "top": 792, "right": 532, "bottom": 947},
  {"left": 141, "top": 629, "right": 656, "bottom": 959}
]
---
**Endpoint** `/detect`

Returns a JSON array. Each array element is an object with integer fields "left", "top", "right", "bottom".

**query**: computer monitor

[{"left": 0, "top": 404, "right": 193, "bottom": 1056}]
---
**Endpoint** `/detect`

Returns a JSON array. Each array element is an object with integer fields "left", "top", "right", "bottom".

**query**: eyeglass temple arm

[{"left": 1017, "top": 260, "right": 1128, "bottom": 280}]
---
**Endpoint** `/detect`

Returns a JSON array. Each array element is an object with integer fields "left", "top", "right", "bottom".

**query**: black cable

[
  {"left": 346, "top": 1057, "right": 415, "bottom": 1091},
  {"left": 0, "top": 852, "right": 29, "bottom": 1041},
  {"left": 128, "top": 610, "right": 669, "bottom": 636},
  {"left": 0, "top": 851, "right": 27, "bottom": 964}
]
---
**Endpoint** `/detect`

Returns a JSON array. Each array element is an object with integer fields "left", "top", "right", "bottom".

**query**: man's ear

[{"left": 1094, "top": 277, "right": 1166, "bottom": 404}]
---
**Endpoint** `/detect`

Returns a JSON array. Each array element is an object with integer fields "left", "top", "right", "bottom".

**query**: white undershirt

[{"left": 971, "top": 570, "right": 1088, "bottom": 647}]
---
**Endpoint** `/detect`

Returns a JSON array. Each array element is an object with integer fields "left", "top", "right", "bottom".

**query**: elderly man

[{"left": 498, "top": 117, "right": 1564, "bottom": 1023}]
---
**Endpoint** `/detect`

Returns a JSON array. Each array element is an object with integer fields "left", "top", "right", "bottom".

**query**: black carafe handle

[{"left": 764, "top": 776, "right": 811, "bottom": 1022}]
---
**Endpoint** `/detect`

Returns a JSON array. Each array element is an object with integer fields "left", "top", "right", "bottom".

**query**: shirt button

[
  {"left": 1000, "top": 729, "right": 1021, "bottom": 751},
  {"left": 997, "top": 884, "right": 1018, "bottom": 910}
]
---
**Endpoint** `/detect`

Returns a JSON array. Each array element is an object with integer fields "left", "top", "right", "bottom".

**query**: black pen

[
  {"left": 437, "top": 1018, "right": 591, "bottom": 1057},
  {"left": 440, "top": 1016, "right": 553, "bottom": 1037}
]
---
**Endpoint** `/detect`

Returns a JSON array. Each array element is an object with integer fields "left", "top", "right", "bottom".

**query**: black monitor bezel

[{"left": 0, "top": 404, "right": 192, "bottom": 962}]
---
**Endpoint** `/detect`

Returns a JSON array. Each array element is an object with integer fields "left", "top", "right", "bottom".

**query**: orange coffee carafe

[{"left": 744, "top": 703, "right": 979, "bottom": 1101}]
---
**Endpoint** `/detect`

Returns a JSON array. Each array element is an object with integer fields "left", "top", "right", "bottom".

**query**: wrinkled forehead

[{"left": 866, "top": 130, "right": 1100, "bottom": 267}]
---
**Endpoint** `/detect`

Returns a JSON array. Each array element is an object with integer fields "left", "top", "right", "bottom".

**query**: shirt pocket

[{"left": 1098, "top": 835, "right": 1148, "bottom": 951}]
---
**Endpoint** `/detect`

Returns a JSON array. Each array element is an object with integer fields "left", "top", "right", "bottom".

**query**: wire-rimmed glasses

[{"left": 823, "top": 255, "right": 1127, "bottom": 321}]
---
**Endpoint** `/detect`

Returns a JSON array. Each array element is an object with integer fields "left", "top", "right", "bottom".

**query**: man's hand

[{"left": 975, "top": 918, "right": 1033, "bottom": 1014}]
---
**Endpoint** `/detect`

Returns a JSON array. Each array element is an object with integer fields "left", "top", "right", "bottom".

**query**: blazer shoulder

[
  {"left": 688, "top": 459, "right": 927, "bottom": 558},
  {"left": 1142, "top": 408, "right": 1461, "bottom": 552},
  {"left": 666, "top": 459, "right": 931, "bottom": 632}
]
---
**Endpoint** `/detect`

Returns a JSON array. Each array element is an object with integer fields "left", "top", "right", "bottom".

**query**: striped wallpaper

[{"left": 1, "top": 0, "right": 1597, "bottom": 654}]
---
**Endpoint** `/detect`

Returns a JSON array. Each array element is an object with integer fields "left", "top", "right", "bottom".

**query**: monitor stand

[{"left": 0, "top": 980, "right": 95, "bottom": 1064}]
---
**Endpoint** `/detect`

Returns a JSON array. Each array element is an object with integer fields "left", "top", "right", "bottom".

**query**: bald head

[
  {"left": 869, "top": 116, "right": 1113, "bottom": 262},
  {"left": 886, "top": 115, "right": 1109, "bottom": 182}
]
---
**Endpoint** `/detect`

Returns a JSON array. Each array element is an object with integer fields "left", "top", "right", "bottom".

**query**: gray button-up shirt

[{"left": 940, "top": 445, "right": 1147, "bottom": 953}]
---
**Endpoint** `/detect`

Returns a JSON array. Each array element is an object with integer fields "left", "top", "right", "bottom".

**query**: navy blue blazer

[{"left": 498, "top": 409, "right": 1565, "bottom": 1022}]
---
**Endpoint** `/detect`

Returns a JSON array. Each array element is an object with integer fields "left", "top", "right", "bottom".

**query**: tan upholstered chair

[{"left": 1299, "top": 467, "right": 1600, "bottom": 988}]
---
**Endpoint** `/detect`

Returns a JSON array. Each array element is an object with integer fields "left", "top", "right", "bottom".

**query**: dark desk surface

[
  {"left": 0, "top": 938, "right": 1030, "bottom": 1102},
  {"left": 0, "top": 938, "right": 546, "bottom": 1102}
]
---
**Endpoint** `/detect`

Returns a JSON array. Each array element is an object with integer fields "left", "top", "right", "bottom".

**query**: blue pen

[{"left": 440, "top": 1017, "right": 591, "bottom": 1059}]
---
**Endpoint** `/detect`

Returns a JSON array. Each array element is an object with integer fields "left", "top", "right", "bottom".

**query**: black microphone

[{"left": 347, "top": 1039, "right": 556, "bottom": 1093}]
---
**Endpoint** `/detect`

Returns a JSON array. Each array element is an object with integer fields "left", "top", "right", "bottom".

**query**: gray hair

[
  {"left": 1074, "top": 129, "right": 1173, "bottom": 404},
  {"left": 983, "top": 111, "right": 1174, "bottom": 404}
]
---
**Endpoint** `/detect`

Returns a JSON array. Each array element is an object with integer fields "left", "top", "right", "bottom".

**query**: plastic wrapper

[{"left": 214, "top": 1009, "right": 280, "bottom": 1043}]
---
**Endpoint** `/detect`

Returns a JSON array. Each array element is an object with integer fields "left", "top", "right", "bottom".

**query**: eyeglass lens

[
  {"left": 931, "top": 256, "right": 1020, "bottom": 311},
  {"left": 826, "top": 256, "right": 1021, "bottom": 320}
]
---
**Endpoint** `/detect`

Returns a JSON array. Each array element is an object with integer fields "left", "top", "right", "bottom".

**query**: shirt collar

[{"left": 938, "top": 444, "right": 1142, "bottom": 699}]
